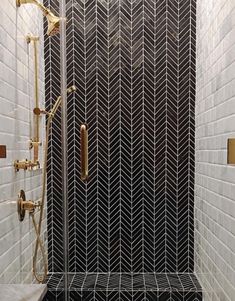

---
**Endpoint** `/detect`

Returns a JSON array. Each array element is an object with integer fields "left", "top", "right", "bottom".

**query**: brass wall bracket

[
  {"left": 18, "top": 189, "right": 39, "bottom": 221},
  {"left": 26, "top": 34, "right": 39, "bottom": 44},
  {"left": 29, "top": 139, "right": 42, "bottom": 150},
  {"left": 14, "top": 159, "right": 40, "bottom": 172}
]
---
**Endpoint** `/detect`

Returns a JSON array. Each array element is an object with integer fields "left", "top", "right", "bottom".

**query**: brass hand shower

[
  {"left": 17, "top": 85, "right": 89, "bottom": 283},
  {"left": 16, "top": 87, "right": 77, "bottom": 283},
  {"left": 32, "top": 86, "right": 77, "bottom": 283}
]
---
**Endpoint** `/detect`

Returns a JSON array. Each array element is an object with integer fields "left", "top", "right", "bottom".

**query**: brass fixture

[
  {"left": 14, "top": 35, "right": 42, "bottom": 171},
  {"left": 29, "top": 140, "right": 42, "bottom": 151},
  {"left": 14, "top": 159, "right": 40, "bottom": 171},
  {"left": 16, "top": 86, "right": 76, "bottom": 283},
  {"left": 33, "top": 85, "right": 77, "bottom": 119},
  {"left": 0, "top": 145, "right": 6, "bottom": 158},
  {"left": 30, "top": 86, "right": 76, "bottom": 283},
  {"left": 80, "top": 124, "right": 89, "bottom": 182},
  {"left": 17, "top": 189, "right": 39, "bottom": 221},
  {"left": 227, "top": 138, "right": 235, "bottom": 164},
  {"left": 17, "top": 190, "right": 47, "bottom": 283},
  {"left": 16, "top": 0, "right": 61, "bottom": 36},
  {"left": 14, "top": 86, "right": 76, "bottom": 173},
  {"left": 27, "top": 35, "right": 42, "bottom": 165},
  {"left": 33, "top": 107, "right": 48, "bottom": 116}
]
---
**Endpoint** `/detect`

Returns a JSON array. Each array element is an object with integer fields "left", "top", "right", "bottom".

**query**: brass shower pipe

[
  {"left": 28, "top": 35, "right": 41, "bottom": 166},
  {"left": 14, "top": 35, "right": 41, "bottom": 172}
]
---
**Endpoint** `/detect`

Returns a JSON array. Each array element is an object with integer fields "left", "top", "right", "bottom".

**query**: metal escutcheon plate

[{"left": 18, "top": 190, "right": 26, "bottom": 222}]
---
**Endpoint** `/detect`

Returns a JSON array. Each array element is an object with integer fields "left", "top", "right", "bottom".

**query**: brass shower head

[{"left": 16, "top": 0, "right": 61, "bottom": 36}]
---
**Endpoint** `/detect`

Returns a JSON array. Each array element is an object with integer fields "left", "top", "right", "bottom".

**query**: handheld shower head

[
  {"left": 16, "top": 0, "right": 62, "bottom": 36},
  {"left": 49, "top": 86, "right": 77, "bottom": 118},
  {"left": 67, "top": 85, "right": 77, "bottom": 94}
]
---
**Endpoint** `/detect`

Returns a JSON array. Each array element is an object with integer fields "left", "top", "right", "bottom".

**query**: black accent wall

[{"left": 44, "top": 0, "right": 196, "bottom": 274}]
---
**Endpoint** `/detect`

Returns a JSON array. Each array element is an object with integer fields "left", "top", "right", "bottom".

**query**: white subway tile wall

[
  {"left": 196, "top": 0, "right": 235, "bottom": 300},
  {"left": 0, "top": 0, "right": 46, "bottom": 284}
]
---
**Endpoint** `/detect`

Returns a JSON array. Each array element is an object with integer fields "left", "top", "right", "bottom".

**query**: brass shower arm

[
  {"left": 16, "top": 0, "right": 50, "bottom": 16},
  {"left": 16, "top": 0, "right": 61, "bottom": 36}
]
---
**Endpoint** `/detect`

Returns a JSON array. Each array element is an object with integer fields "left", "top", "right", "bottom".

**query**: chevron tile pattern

[
  {"left": 44, "top": 0, "right": 64, "bottom": 272},
  {"left": 44, "top": 0, "right": 196, "bottom": 279},
  {"left": 44, "top": 272, "right": 202, "bottom": 300}
]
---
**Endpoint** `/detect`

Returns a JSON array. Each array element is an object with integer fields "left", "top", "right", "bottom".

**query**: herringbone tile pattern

[
  {"left": 44, "top": 0, "right": 196, "bottom": 276},
  {"left": 44, "top": 272, "right": 202, "bottom": 300},
  {"left": 44, "top": 0, "right": 64, "bottom": 272}
]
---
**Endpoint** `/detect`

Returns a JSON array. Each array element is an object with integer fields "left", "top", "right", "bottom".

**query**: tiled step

[{"left": 44, "top": 273, "right": 203, "bottom": 301}]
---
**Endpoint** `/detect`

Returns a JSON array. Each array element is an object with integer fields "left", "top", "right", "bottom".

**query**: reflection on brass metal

[
  {"left": 17, "top": 189, "right": 38, "bottom": 221},
  {"left": 0, "top": 145, "right": 6, "bottom": 158},
  {"left": 80, "top": 124, "right": 88, "bottom": 182},
  {"left": 227, "top": 138, "right": 235, "bottom": 164},
  {"left": 16, "top": 0, "right": 61, "bottom": 36},
  {"left": 14, "top": 159, "right": 40, "bottom": 172}
]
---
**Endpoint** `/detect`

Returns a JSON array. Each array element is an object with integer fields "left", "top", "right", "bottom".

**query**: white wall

[
  {"left": 0, "top": 0, "right": 46, "bottom": 283},
  {"left": 195, "top": 0, "right": 235, "bottom": 300}
]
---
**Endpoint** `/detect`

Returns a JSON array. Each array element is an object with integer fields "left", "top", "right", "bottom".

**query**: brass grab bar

[{"left": 80, "top": 124, "right": 88, "bottom": 182}]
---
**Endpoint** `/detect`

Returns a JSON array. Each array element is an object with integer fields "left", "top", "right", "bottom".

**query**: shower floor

[{"left": 44, "top": 272, "right": 203, "bottom": 300}]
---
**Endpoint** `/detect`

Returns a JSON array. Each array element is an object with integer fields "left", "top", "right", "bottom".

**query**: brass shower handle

[{"left": 80, "top": 124, "right": 88, "bottom": 182}]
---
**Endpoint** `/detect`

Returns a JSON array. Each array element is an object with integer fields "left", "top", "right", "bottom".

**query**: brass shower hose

[{"left": 31, "top": 115, "right": 53, "bottom": 283}]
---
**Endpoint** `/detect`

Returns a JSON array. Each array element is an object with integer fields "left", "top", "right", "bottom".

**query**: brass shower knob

[{"left": 17, "top": 190, "right": 37, "bottom": 222}]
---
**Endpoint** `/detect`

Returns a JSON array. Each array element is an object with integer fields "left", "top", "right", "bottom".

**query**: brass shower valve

[
  {"left": 18, "top": 189, "right": 41, "bottom": 221},
  {"left": 14, "top": 159, "right": 40, "bottom": 172}
]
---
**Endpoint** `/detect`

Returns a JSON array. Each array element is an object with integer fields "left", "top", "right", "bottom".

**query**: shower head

[
  {"left": 16, "top": 0, "right": 61, "bottom": 36},
  {"left": 46, "top": 12, "right": 61, "bottom": 36}
]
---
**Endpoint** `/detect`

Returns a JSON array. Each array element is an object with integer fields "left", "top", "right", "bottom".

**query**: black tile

[{"left": 45, "top": 0, "right": 196, "bottom": 275}]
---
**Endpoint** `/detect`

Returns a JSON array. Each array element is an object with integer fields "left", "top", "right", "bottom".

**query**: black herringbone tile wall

[
  {"left": 44, "top": 0, "right": 196, "bottom": 274},
  {"left": 44, "top": 0, "right": 64, "bottom": 272}
]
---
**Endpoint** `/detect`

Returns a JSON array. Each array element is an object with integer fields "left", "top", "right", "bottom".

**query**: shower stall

[
  {"left": 2, "top": 0, "right": 235, "bottom": 299},
  {"left": 43, "top": 0, "right": 202, "bottom": 300}
]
